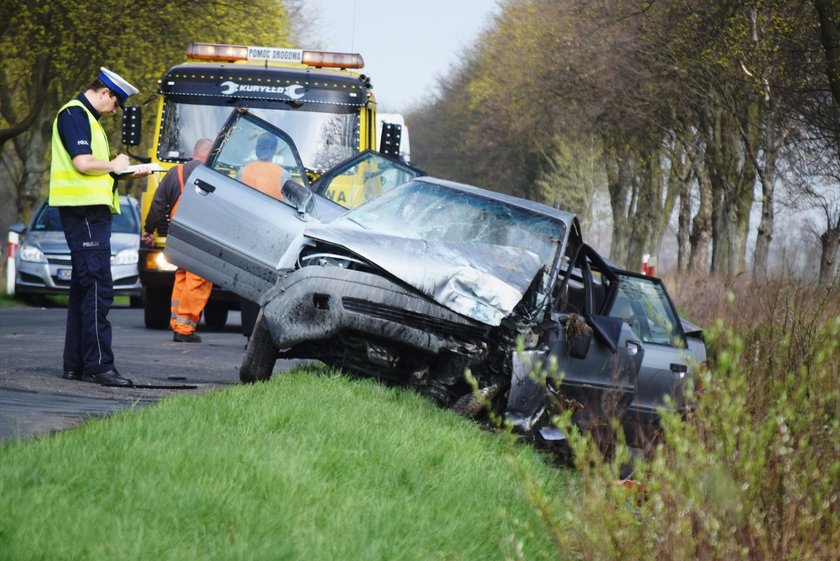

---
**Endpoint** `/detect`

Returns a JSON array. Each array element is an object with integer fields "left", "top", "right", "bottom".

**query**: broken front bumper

[{"left": 261, "top": 266, "right": 489, "bottom": 372}]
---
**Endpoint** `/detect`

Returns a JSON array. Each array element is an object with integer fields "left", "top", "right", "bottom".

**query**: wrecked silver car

[{"left": 165, "top": 109, "right": 644, "bottom": 441}]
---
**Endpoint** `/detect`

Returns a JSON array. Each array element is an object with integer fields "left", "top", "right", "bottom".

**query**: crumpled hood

[{"left": 303, "top": 223, "right": 545, "bottom": 326}]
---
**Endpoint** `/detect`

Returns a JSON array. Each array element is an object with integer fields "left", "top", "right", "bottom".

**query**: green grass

[
  {"left": 0, "top": 293, "right": 23, "bottom": 308},
  {"left": 0, "top": 367, "right": 573, "bottom": 561}
]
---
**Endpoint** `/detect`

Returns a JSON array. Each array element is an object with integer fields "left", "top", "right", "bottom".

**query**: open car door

[
  {"left": 165, "top": 109, "right": 320, "bottom": 303},
  {"left": 548, "top": 244, "right": 643, "bottom": 427},
  {"left": 166, "top": 109, "right": 424, "bottom": 303},
  {"left": 311, "top": 150, "right": 424, "bottom": 209}
]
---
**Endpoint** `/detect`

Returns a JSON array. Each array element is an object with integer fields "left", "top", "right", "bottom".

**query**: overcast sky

[{"left": 300, "top": 0, "right": 500, "bottom": 113}]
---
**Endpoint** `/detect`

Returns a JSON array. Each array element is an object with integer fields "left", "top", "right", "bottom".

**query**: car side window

[
  {"left": 320, "top": 154, "right": 421, "bottom": 209},
  {"left": 612, "top": 275, "right": 683, "bottom": 347},
  {"left": 211, "top": 117, "right": 302, "bottom": 204}
]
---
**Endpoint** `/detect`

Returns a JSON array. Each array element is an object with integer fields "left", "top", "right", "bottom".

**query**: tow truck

[{"left": 122, "top": 42, "right": 396, "bottom": 329}]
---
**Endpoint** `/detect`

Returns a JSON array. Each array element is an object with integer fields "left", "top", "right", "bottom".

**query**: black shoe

[
  {"left": 173, "top": 332, "right": 202, "bottom": 343},
  {"left": 62, "top": 369, "right": 83, "bottom": 381},
  {"left": 83, "top": 370, "right": 133, "bottom": 387}
]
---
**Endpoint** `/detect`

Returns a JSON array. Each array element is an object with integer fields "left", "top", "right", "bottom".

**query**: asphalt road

[{"left": 0, "top": 302, "right": 296, "bottom": 443}]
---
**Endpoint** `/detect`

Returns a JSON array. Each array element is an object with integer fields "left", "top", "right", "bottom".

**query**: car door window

[
  {"left": 313, "top": 151, "right": 424, "bottom": 209},
  {"left": 211, "top": 113, "right": 308, "bottom": 205},
  {"left": 611, "top": 274, "right": 684, "bottom": 347}
]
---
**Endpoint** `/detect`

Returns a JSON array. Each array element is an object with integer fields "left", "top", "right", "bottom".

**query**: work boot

[
  {"left": 83, "top": 370, "right": 133, "bottom": 387},
  {"left": 62, "top": 369, "right": 83, "bottom": 381},
  {"left": 173, "top": 332, "right": 202, "bottom": 343}
]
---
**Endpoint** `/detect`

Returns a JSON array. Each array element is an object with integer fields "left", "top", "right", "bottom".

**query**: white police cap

[{"left": 98, "top": 67, "right": 139, "bottom": 106}]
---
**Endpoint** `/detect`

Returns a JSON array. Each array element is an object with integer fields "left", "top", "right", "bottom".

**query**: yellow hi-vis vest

[{"left": 49, "top": 99, "right": 120, "bottom": 214}]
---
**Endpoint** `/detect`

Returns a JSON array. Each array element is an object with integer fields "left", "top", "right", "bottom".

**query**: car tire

[
  {"left": 129, "top": 295, "right": 144, "bottom": 309},
  {"left": 144, "top": 287, "right": 170, "bottom": 329},
  {"left": 203, "top": 301, "right": 229, "bottom": 330},
  {"left": 239, "top": 308, "right": 278, "bottom": 383}
]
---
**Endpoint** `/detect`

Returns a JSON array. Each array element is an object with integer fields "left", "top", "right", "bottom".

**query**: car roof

[{"left": 417, "top": 176, "right": 578, "bottom": 227}]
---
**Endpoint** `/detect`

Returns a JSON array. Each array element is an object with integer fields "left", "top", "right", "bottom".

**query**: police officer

[{"left": 50, "top": 67, "right": 150, "bottom": 386}]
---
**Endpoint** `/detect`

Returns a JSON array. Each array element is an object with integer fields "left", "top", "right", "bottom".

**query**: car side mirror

[
  {"left": 282, "top": 180, "right": 315, "bottom": 216},
  {"left": 121, "top": 105, "right": 142, "bottom": 146},
  {"left": 564, "top": 314, "right": 592, "bottom": 359},
  {"left": 9, "top": 222, "right": 26, "bottom": 235}
]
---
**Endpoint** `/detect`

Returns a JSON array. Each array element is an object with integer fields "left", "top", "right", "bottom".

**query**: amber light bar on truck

[{"left": 186, "top": 42, "right": 364, "bottom": 69}]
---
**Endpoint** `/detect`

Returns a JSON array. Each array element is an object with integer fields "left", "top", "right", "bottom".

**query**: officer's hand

[
  {"left": 131, "top": 165, "right": 152, "bottom": 178},
  {"left": 112, "top": 154, "right": 130, "bottom": 171},
  {"left": 141, "top": 232, "right": 156, "bottom": 246}
]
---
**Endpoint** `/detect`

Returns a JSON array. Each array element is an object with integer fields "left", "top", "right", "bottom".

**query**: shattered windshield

[
  {"left": 338, "top": 180, "right": 566, "bottom": 268},
  {"left": 157, "top": 100, "right": 360, "bottom": 171}
]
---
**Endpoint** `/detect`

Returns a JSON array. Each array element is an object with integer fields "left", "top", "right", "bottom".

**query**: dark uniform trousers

[{"left": 59, "top": 205, "right": 115, "bottom": 374}]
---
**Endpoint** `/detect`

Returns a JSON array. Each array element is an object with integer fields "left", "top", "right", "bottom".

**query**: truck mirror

[
  {"left": 379, "top": 122, "right": 402, "bottom": 159},
  {"left": 121, "top": 105, "right": 142, "bottom": 146}
]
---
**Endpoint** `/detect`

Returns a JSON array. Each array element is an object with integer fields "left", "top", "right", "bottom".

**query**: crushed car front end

[
  {"left": 245, "top": 179, "right": 643, "bottom": 442},
  {"left": 260, "top": 262, "right": 493, "bottom": 404}
]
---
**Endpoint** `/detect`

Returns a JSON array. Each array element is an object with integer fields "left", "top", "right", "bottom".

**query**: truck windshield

[{"left": 157, "top": 100, "right": 360, "bottom": 172}]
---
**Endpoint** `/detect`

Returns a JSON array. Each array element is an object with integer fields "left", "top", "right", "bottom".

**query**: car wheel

[
  {"left": 203, "top": 301, "right": 229, "bottom": 330},
  {"left": 239, "top": 308, "right": 278, "bottom": 383},
  {"left": 144, "top": 286, "right": 170, "bottom": 329},
  {"left": 129, "top": 295, "right": 144, "bottom": 309}
]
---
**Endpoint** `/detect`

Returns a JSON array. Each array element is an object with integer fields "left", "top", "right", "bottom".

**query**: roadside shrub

[{"left": 517, "top": 278, "right": 840, "bottom": 560}]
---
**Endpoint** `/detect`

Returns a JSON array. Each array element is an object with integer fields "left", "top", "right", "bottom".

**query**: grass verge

[
  {"left": 0, "top": 367, "right": 573, "bottom": 561},
  {"left": 0, "top": 293, "right": 24, "bottom": 308}
]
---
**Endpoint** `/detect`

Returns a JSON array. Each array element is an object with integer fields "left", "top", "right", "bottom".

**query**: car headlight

[
  {"left": 19, "top": 243, "right": 47, "bottom": 263},
  {"left": 111, "top": 248, "right": 139, "bottom": 265}
]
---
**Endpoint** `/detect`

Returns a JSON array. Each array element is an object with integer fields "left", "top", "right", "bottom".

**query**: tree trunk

[
  {"left": 644, "top": 142, "right": 681, "bottom": 271},
  {"left": 683, "top": 127, "right": 713, "bottom": 274},
  {"left": 752, "top": 116, "right": 783, "bottom": 277},
  {"left": 604, "top": 144, "right": 632, "bottom": 266},
  {"left": 0, "top": 53, "right": 51, "bottom": 153},
  {"left": 752, "top": 178, "right": 774, "bottom": 277},
  {"left": 677, "top": 179, "right": 691, "bottom": 272},
  {"left": 819, "top": 226, "right": 840, "bottom": 283},
  {"left": 708, "top": 104, "right": 758, "bottom": 276},
  {"left": 813, "top": 0, "right": 840, "bottom": 110},
  {"left": 12, "top": 110, "right": 52, "bottom": 222},
  {"left": 624, "top": 149, "right": 654, "bottom": 272}
]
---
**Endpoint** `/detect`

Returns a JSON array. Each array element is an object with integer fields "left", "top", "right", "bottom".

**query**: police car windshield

[
  {"left": 33, "top": 203, "right": 138, "bottom": 234},
  {"left": 157, "top": 101, "right": 360, "bottom": 172}
]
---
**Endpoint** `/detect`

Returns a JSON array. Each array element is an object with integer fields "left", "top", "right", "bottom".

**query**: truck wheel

[
  {"left": 239, "top": 308, "right": 278, "bottom": 383},
  {"left": 144, "top": 287, "right": 170, "bottom": 329},
  {"left": 203, "top": 301, "right": 229, "bottom": 330}
]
